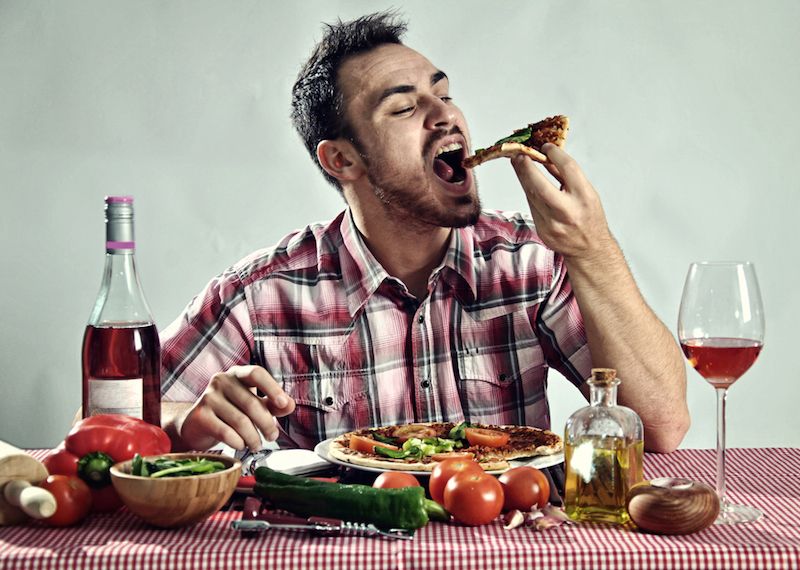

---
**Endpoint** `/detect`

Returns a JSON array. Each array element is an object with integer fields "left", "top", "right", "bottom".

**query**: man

[{"left": 160, "top": 12, "right": 689, "bottom": 455}]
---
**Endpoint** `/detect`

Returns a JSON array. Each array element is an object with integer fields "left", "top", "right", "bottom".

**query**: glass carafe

[{"left": 564, "top": 368, "right": 644, "bottom": 524}]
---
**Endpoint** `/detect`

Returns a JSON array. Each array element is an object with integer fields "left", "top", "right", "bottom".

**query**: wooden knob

[{"left": 626, "top": 477, "right": 720, "bottom": 535}]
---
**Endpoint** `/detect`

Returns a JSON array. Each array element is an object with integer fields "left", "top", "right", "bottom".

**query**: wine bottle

[{"left": 81, "top": 196, "right": 161, "bottom": 426}]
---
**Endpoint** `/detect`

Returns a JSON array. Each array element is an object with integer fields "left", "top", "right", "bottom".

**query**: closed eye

[{"left": 392, "top": 106, "right": 415, "bottom": 116}]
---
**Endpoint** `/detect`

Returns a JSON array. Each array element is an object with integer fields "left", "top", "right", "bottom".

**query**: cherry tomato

[
  {"left": 464, "top": 427, "right": 510, "bottom": 448},
  {"left": 349, "top": 435, "right": 399, "bottom": 455},
  {"left": 498, "top": 466, "right": 550, "bottom": 511},
  {"left": 372, "top": 472, "right": 421, "bottom": 489},
  {"left": 428, "top": 457, "right": 484, "bottom": 505},
  {"left": 443, "top": 471, "right": 504, "bottom": 526},
  {"left": 37, "top": 475, "right": 92, "bottom": 527}
]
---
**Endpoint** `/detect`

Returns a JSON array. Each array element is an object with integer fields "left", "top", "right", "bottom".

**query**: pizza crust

[{"left": 462, "top": 142, "right": 549, "bottom": 169}]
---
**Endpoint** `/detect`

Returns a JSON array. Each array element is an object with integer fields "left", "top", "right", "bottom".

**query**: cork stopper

[{"left": 589, "top": 368, "right": 618, "bottom": 385}]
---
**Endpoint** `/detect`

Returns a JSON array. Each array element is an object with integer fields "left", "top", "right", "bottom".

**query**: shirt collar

[
  {"left": 339, "top": 208, "right": 391, "bottom": 317},
  {"left": 338, "top": 209, "right": 479, "bottom": 316}
]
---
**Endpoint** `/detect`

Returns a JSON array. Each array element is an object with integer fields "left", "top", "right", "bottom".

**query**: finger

[
  {"left": 218, "top": 379, "right": 281, "bottom": 445},
  {"left": 210, "top": 392, "right": 265, "bottom": 450},
  {"left": 228, "top": 365, "right": 295, "bottom": 416},
  {"left": 511, "top": 154, "right": 567, "bottom": 213},
  {"left": 184, "top": 403, "right": 246, "bottom": 451},
  {"left": 541, "top": 143, "right": 589, "bottom": 191},
  {"left": 542, "top": 160, "right": 564, "bottom": 186}
]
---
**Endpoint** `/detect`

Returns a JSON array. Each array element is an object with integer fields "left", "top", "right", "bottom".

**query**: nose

[{"left": 423, "top": 95, "right": 456, "bottom": 131}]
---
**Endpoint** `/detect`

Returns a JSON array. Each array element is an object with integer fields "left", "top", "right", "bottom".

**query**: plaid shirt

[{"left": 161, "top": 209, "right": 590, "bottom": 449}]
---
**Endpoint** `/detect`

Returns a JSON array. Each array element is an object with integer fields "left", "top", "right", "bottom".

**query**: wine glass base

[{"left": 714, "top": 502, "right": 763, "bottom": 525}]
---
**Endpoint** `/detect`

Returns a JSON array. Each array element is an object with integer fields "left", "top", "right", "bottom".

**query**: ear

[{"left": 316, "top": 139, "right": 364, "bottom": 182}]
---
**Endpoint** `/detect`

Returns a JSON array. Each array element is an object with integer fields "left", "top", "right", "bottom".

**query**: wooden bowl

[
  {"left": 626, "top": 477, "right": 720, "bottom": 535},
  {"left": 110, "top": 452, "right": 241, "bottom": 528}
]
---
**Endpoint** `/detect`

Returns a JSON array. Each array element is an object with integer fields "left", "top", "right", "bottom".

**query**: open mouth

[{"left": 432, "top": 142, "right": 467, "bottom": 184}]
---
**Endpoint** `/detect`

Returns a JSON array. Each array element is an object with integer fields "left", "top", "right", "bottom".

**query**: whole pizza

[{"left": 328, "top": 421, "right": 562, "bottom": 472}]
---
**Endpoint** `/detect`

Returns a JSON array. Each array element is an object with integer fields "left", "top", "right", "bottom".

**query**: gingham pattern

[
  {"left": 1, "top": 448, "right": 798, "bottom": 569},
  {"left": 160, "top": 208, "right": 590, "bottom": 449}
]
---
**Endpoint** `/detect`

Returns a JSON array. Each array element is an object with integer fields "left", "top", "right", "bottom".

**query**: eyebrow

[{"left": 376, "top": 70, "right": 449, "bottom": 104}]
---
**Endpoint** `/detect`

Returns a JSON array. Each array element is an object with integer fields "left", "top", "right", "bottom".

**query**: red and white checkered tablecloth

[{"left": 1, "top": 448, "right": 798, "bottom": 570}]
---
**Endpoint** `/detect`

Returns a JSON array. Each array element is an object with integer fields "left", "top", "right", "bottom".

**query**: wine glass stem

[{"left": 715, "top": 387, "right": 728, "bottom": 507}]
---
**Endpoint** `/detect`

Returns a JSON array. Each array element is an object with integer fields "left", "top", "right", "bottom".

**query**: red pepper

[{"left": 43, "top": 414, "right": 171, "bottom": 512}]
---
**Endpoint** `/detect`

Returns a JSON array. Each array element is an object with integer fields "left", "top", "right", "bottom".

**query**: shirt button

[
  {"left": 499, "top": 373, "right": 507, "bottom": 382},
  {"left": 324, "top": 396, "right": 334, "bottom": 406},
  {"left": 420, "top": 379, "right": 431, "bottom": 389},
  {"left": 418, "top": 314, "right": 425, "bottom": 324}
]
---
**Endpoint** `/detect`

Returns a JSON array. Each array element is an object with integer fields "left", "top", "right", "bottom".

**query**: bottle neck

[
  {"left": 589, "top": 380, "right": 619, "bottom": 407},
  {"left": 105, "top": 210, "right": 135, "bottom": 254},
  {"left": 87, "top": 249, "right": 154, "bottom": 326}
]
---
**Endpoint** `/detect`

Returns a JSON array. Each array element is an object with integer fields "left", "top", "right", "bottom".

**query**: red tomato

[
  {"left": 428, "top": 457, "right": 484, "bottom": 505},
  {"left": 37, "top": 475, "right": 92, "bottom": 527},
  {"left": 443, "top": 471, "right": 504, "bottom": 526},
  {"left": 498, "top": 466, "right": 550, "bottom": 511},
  {"left": 464, "top": 427, "right": 510, "bottom": 448},
  {"left": 349, "top": 435, "right": 399, "bottom": 455},
  {"left": 42, "top": 448, "right": 80, "bottom": 478},
  {"left": 372, "top": 472, "right": 421, "bottom": 489}
]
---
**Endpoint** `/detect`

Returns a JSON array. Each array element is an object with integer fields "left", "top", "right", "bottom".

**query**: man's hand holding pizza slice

[
  {"left": 464, "top": 115, "right": 690, "bottom": 453},
  {"left": 463, "top": 114, "right": 613, "bottom": 260}
]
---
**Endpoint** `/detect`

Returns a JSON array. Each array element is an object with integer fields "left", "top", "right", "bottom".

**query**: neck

[{"left": 349, "top": 206, "right": 451, "bottom": 300}]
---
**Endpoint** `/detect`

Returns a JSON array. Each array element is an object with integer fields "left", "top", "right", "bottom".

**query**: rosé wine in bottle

[{"left": 81, "top": 196, "right": 161, "bottom": 426}]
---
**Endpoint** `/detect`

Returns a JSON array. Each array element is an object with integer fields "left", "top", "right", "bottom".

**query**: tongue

[{"left": 433, "top": 158, "right": 455, "bottom": 182}]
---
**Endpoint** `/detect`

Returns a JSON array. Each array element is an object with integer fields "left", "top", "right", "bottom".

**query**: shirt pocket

[
  {"left": 278, "top": 369, "right": 371, "bottom": 447},
  {"left": 254, "top": 330, "right": 373, "bottom": 447},
  {"left": 455, "top": 308, "right": 548, "bottom": 427}
]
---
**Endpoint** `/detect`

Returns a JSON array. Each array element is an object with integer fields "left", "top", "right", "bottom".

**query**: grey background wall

[{"left": 1, "top": 0, "right": 798, "bottom": 449}]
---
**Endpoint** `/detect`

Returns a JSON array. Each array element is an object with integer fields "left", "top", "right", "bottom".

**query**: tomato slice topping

[
  {"left": 349, "top": 435, "right": 400, "bottom": 455},
  {"left": 464, "top": 427, "right": 510, "bottom": 448}
]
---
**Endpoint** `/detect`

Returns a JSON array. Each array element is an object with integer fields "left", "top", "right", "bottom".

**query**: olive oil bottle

[{"left": 564, "top": 368, "right": 644, "bottom": 524}]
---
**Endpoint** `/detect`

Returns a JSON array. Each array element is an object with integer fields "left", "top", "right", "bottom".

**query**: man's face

[{"left": 338, "top": 44, "right": 480, "bottom": 229}]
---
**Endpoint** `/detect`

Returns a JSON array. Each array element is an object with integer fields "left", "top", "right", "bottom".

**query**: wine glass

[{"left": 678, "top": 261, "right": 765, "bottom": 524}]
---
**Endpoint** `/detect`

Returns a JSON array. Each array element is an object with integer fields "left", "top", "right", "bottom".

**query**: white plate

[{"left": 314, "top": 437, "right": 563, "bottom": 475}]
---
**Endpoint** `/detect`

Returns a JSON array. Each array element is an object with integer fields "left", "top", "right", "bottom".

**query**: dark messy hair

[{"left": 290, "top": 11, "right": 408, "bottom": 192}]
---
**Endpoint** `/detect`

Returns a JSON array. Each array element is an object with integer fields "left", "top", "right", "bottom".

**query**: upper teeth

[{"left": 435, "top": 142, "right": 462, "bottom": 157}]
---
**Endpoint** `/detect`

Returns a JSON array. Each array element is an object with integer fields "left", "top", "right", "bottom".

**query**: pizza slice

[{"left": 462, "top": 115, "right": 569, "bottom": 169}]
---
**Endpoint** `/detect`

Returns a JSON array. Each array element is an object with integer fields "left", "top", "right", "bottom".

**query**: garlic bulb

[{"left": 626, "top": 477, "right": 720, "bottom": 535}]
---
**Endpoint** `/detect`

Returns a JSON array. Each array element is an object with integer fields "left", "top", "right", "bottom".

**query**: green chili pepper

[{"left": 254, "top": 467, "right": 449, "bottom": 529}]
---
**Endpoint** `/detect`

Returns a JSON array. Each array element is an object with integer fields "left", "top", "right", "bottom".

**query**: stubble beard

[{"left": 359, "top": 132, "right": 482, "bottom": 232}]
